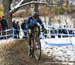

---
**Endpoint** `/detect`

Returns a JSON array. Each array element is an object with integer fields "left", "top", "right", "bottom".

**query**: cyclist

[
  {"left": 27, "top": 12, "right": 45, "bottom": 30},
  {"left": 26, "top": 12, "right": 46, "bottom": 55}
]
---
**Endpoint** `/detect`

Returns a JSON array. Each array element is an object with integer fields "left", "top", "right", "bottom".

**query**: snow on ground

[{"left": 40, "top": 37, "right": 75, "bottom": 64}]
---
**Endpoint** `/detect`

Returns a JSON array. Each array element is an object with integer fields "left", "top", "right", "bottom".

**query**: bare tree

[
  {"left": 2, "top": 0, "right": 31, "bottom": 28},
  {"left": 3, "top": 0, "right": 12, "bottom": 28}
]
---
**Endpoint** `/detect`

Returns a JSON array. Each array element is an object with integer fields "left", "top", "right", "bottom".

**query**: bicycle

[{"left": 28, "top": 24, "right": 41, "bottom": 60}]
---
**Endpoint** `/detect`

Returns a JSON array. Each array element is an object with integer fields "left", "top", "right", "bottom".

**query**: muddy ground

[{"left": 0, "top": 39, "right": 73, "bottom": 65}]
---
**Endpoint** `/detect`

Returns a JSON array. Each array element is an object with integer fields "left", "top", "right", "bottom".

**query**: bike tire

[{"left": 33, "top": 38, "right": 41, "bottom": 60}]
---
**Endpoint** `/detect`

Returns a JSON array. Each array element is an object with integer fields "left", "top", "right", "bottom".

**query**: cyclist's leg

[
  {"left": 28, "top": 33, "right": 32, "bottom": 56},
  {"left": 28, "top": 28, "right": 34, "bottom": 56},
  {"left": 29, "top": 35, "right": 31, "bottom": 46},
  {"left": 28, "top": 28, "right": 32, "bottom": 46}
]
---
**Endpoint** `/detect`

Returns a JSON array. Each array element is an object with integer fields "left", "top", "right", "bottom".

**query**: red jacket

[{"left": 0, "top": 22, "right": 2, "bottom": 30}]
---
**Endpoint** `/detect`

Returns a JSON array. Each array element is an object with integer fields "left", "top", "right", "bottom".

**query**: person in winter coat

[
  {"left": 16, "top": 21, "right": 20, "bottom": 38},
  {"left": 0, "top": 17, "right": 3, "bottom": 39},
  {"left": 1, "top": 16, "right": 8, "bottom": 30},
  {"left": 12, "top": 20, "right": 17, "bottom": 38},
  {"left": 1, "top": 16, "right": 8, "bottom": 39},
  {"left": 0, "top": 17, "right": 2, "bottom": 30},
  {"left": 21, "top": 19, "right": 27, "bottom": 38}
]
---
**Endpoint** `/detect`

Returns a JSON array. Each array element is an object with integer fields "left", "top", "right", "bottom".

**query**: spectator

[
  {"left": 1, "top": 16, "right": 8, "bottom": 39},
  {"left": 1, "top": 16, "right": 8, "bottom": 30},
  {"left": 62, "top": 25, "right": 68, "bottom": 37},
  {"left": 12, "top": 20, "right": 18, "bottom": 38},
  {"left": 21, "top": 19, "right": 27, "bottom": 38},
  {"left": 62, "top": 25, "right": 67, "bottom": 34},
  {"left": 12, "top": 20, "right": 16, "bottom": 28},
  {"left": 12, "top": 20, "right": 20, "bottom": 39},
  {"left": 16, "top": 21, "right": 20, "bottom": 38},
  {"left": 0, "top": 21, "right": 2, "bottom": 30},
  {"left": 0, "top": 17, "right": 2, "bottom": 39},
  {"left": 58, "top": 27, "right": 62, "bottom": 38},
  {"left": 0, "top": 17, "right": 2, "bottom": 30},
  {"left": 50, "top": 27, "right": 55, "bottom": 38}
]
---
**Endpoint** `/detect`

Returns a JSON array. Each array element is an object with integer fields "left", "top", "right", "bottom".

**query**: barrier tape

[{"left": 45, "top": 41, "right": 72, "bottom": 46}]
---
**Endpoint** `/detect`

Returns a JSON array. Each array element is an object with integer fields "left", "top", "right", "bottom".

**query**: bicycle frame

[{"left": 28, "top": 25, "right": 41, "bottom": 60}]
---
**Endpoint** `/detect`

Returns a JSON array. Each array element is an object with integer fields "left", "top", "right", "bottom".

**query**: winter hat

[{"left": 32, "top": 12, "right": 39, "bottom": 18}]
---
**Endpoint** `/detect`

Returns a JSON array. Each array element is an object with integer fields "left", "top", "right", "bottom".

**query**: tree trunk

[
  {"left": 3, "top": 0, "right": 12, "bottom": 29},
  {"left": 34, "top": 3, "right": 38, "bottom": 13},
  {"left": 34, "top": 0, "right": 38, "bottom": 13}
]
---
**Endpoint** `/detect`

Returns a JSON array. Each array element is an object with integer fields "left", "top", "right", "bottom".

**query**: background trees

[{"left": 1, "top": 0, "right": 75, "bottom": 28}]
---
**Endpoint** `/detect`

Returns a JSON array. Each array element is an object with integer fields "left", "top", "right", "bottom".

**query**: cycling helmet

[{"left": 32, "top": 12, "right": 39, "bottom": 18}]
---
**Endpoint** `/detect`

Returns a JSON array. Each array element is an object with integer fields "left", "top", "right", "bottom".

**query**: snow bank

[{"left": 41, "top": 37, "right": 75, "bottom": 65}]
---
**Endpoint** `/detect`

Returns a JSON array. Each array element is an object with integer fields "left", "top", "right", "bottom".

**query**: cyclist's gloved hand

[{"left": 42, "top": 28, "right": 47, "bottom": 33}]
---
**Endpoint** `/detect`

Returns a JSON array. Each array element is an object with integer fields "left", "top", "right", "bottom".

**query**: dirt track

[{"left": 0, "top": 39, "right": 70, "bottom": 65}]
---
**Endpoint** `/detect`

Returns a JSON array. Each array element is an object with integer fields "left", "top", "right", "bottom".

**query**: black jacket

[{"left": 1, "top": 19, "right": 8, "bottom": 30}]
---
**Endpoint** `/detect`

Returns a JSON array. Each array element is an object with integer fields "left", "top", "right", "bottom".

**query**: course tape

[{"left": 45, "top": 41, "right": 72, "bottom": 46}]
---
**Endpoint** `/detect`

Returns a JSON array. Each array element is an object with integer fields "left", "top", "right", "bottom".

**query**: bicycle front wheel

[{"left": 33, "top": 38, "right": 41, "bottom": 60}]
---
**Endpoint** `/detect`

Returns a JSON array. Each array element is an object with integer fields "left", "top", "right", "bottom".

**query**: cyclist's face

[{"left": 33, "top": 17, "right": 38, "bottom": 21}]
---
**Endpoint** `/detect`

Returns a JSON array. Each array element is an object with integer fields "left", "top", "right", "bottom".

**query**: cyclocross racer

[{"left": 26, "top": 12, "right": 46, "bottom": 56}]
